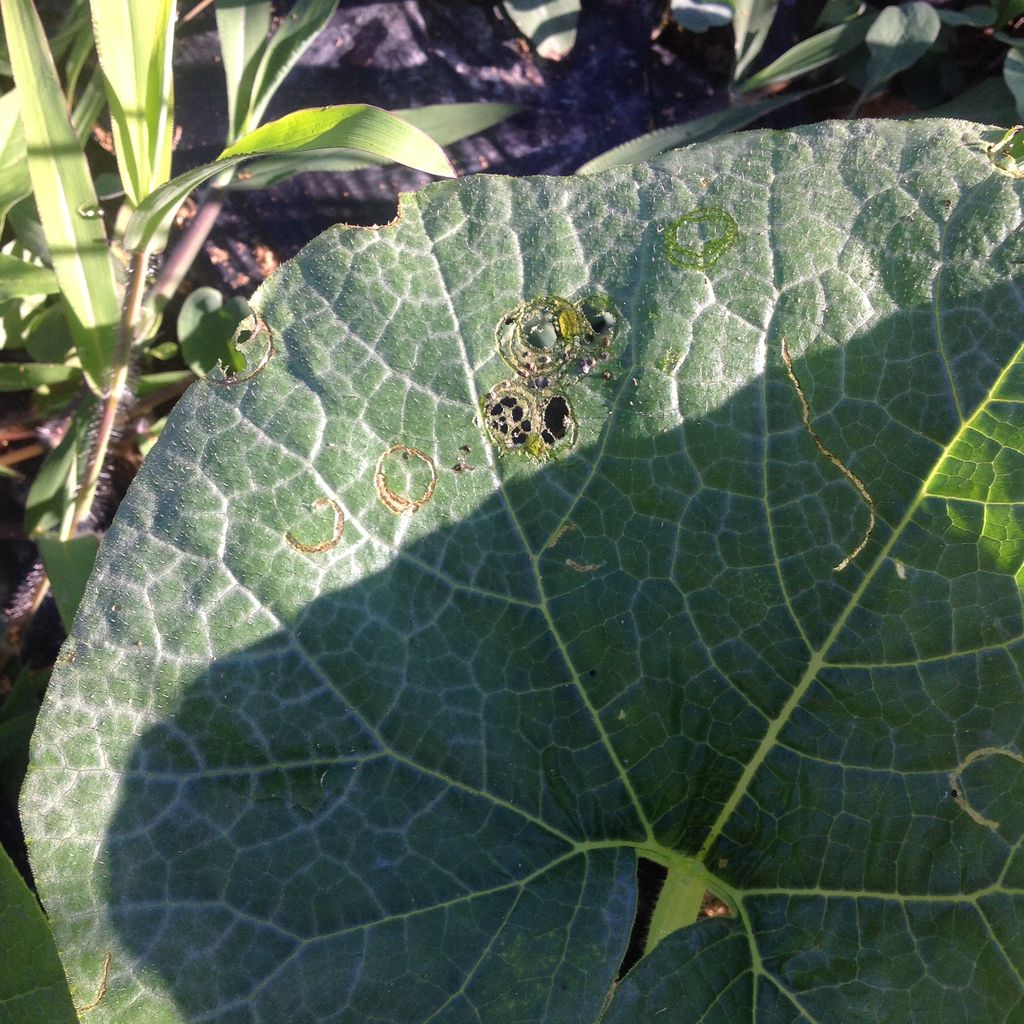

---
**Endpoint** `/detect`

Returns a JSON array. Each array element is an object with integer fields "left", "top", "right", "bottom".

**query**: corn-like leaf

[
  {"left": 738, "top": 14, "right": 873, "bottom": 93},
  {"left": 0, "top": 90, "right": 31, "bottom": 235},
  {"left": 37, "top": 534, "right": 99, "bottom": 631},
  {"left": 577, "top": 92, "right": 812, "bottom": 174},
  {"left": 225, "top": 102, "right": 519, "bottom": 190},
  {"left": 0, "top": 252, "right": 58, "bottom": 299},
  {"left": 216, "top": 0, "right": 272, "bottom": 141},
  {"left": 216, "top": 0, "right": 336, "bottom": 141},
  {"left": 733, "top": 0, "right": 779, "bottom": 80},
  {"left": 124, "top": 104, "right": 455, "bottom": 252},
  {"left": 89, "top": 0, "right": 175, "bottom": 207},
  {"left": 0, "top": 0, "right": 120, "bottom": 394}
]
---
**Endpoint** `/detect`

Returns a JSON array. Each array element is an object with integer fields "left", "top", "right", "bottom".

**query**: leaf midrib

[{"left": 700, "top": 337, "right": 1024, "bottom": 858}]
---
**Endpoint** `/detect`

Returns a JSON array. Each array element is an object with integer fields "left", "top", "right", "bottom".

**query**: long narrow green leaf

[
  {"left": 577, "top": 92, "right": 812, "bottom": 173},
  {"left": 215, "top": 0, "right": 273, "bottom": 141},
  {"left": 69, "top": 65, "right": 108, "bottom": 144},
  {"left": 738, "top": 14, "right": 872, "bottom": 93},
  {"left": 733, "top": 0, "right": 779, "bottom": 80},
  {"left": 0, "top": 90, "right": 31, "bottom": 235},
  {"left": 244, "top": 0, "right": 336, "bottom": 136},
  {"left": 89, "top": 0, "right": 176, "bottom": 207},
  {"left": 0, "top": 0, "right": 120, "bottom": 394},
  {"left": 0, "top": 252, "right": 58, "bottom": 299},
  {"left": 226, "top": 102, "right": 520, "bottom": 190},
  {"left": 25, "top": 401, "right": 93, "bottom": 536},
  {"left": 0, "top": 844, "right": 77, "bottom": 1024},
  {"left": 217, "top": 0, "right": 336, "bottom": 141},
  {"left": 124, "top": 104, "right": 456, "bottom": 251}
]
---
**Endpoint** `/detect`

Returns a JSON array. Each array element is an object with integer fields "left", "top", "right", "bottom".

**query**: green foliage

[
  {"left": 177, "top": 286, "right": 250, "bottom": 376},
  {"left": 89, "top": 0, "right": 176, "bottom": 207},
  {"left": 0, "top": 0, "right": 513, "bottom": 633},
  {"left": 590, "top": 0, "right": 1024, "bottom": 171},
  {"left": 216, "top": 0, "right": 337, "bottom": 141},
  {"left": 859, "top": 1, "right": 941, "bottom": 106},
  {"left": 1, "top": 0, "right": 120, "bottom": 394},
  {"left": 501, "top": 0, "right": 580, "bottom": 59},
  {"left": 23, "top": 119, "right": 1024, "bottom": 1023},
  {"left": 0, "top": 844, "right": 77, "bottom": 1024}
]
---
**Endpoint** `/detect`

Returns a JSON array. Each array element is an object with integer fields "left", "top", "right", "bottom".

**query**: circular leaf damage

[{"left": 373, "top": 445, "right": 437, "bottom": 514}]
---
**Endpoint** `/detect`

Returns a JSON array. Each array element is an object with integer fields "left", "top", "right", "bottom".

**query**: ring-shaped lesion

[
  {"left": 285, "top": 496, "right": 345, "bottom": 553},
  {"left": 374, "top": 445, "right": 437, "bottom": 514}
]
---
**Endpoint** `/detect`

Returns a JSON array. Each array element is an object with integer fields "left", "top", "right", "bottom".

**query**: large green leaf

[{"left": 22, "top": 119, "right": 1024, "bottom": 1021}]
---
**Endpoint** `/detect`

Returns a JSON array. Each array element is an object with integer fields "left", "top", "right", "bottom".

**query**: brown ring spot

[
  {"left": 374, "top": 445, "right": 437, "bottom": 514},
  {"left": 285, "top": 497, "right": 345, "bottom": 553}
]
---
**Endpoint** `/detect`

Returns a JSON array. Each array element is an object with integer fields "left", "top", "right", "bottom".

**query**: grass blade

[
  {"left": 215, "top": 0, "right": 272, "bottom": 140},
  {"left": 738, "top": 14, "right": 872, "bottom": 93},
  {"left": 89, "top": 0, "right": 176, "bottom": 206},
  {"left": 125, "top": 104, "right": 455, "bottom": 251},
  {"left": 216, "top": 0, "right": 337, "bottom": 141},
  {"left": 733, "top": 0, "right": 779, "bottom": 80},
  {"left": 0, "top": 0, "right": 120, "bottom": 393},
  {"left": 0, "top": 252, "right": 58, "bottom": 299},
  {"left": 226, "top": 102, "right": 520, "bottom": 190},
  {"left": 577, "top": 91, "right": 813, "bottom": 173},
  {"left": 0, "top": 90, "right": 31, "bottom": 234},
  {"left": 243, "top": 0, "right": 337, "bottom": 136}
]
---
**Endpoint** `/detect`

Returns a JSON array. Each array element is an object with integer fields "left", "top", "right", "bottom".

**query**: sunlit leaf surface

[{"left": 23, "top": 120, "right": 1024, "bottom": 1023}]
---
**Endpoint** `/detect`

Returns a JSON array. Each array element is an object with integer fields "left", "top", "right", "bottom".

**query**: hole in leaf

[
  {"left": 208, "top": 314, "right": 274, "bottom": 385},
  {"left": 617, "top": 857, "right": 667, "bottom": 979},
  {"left": 540, "top": 394, "right": 572, "bottom": 445},
  {"left": 576, "top": 293, "right": 619, "bottom": 345},
  {"left": 698, "top": 891, "right": 731, "bottom": 919},
  {"left": 483, "top": 382, "right": 540, "bottom": 450},
  {"left": 495, "top": 296, "right": 587, "bottom": 377}
]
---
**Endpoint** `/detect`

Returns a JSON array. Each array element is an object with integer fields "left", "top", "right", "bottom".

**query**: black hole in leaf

[
  {"left": 588, "top": 668, "right": 598, "bottom": 677},
  {"left": 618, "top": 857, "right": 667, "bottom": 979},
  {"left": 543, "top": 396, "right": 570, "bottom": 440}
]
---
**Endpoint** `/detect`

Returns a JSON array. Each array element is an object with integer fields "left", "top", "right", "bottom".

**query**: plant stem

[
  {"left": 0, "top": 442, "right": 45, "bottom": 469},
  {"left": 64, "top": 247, "right": 150, "bottom": 540},
  {"left": 149, "top": 187, "right": 225, "bottom": 307}
]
